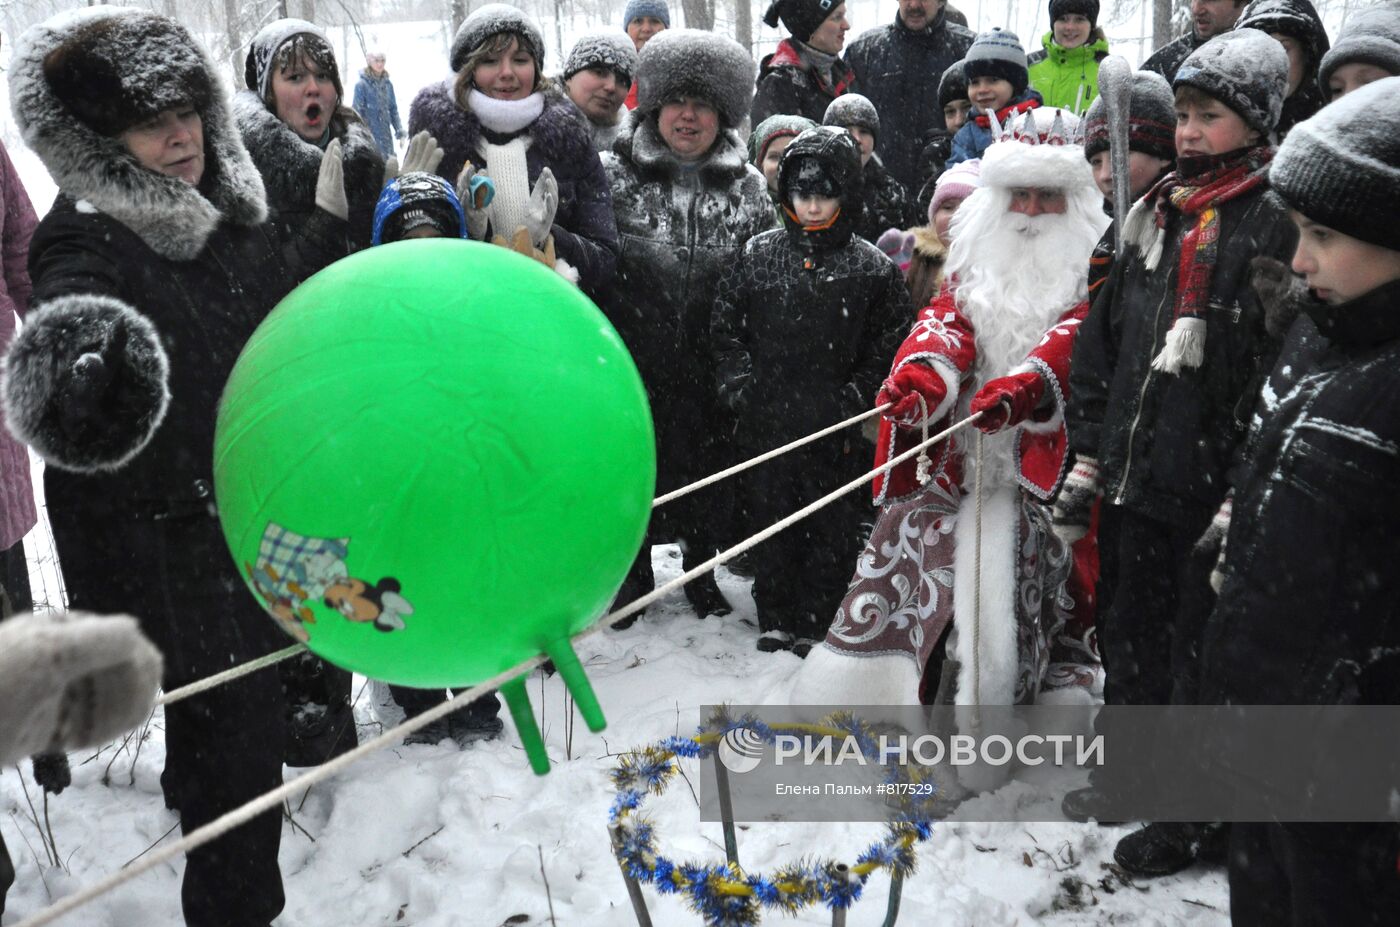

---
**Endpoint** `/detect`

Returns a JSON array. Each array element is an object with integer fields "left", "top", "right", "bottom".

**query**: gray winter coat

[
  {"left": 600, "top": 112, "right": 771, "bottom": 477},
  {"left": 845, "top": 11, "right": 974, "bottom": 190}
]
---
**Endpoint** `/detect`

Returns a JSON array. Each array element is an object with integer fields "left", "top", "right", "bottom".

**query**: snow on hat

[
  {"left": 636, "top": 28, "right": 755, "bottom": 128},
  {"left": 450, "top": 3, "right": 546, "bottom": 73},
  {"left": 823, "top": 93, "right": 879, "bottom": 141},
  {"left": 749, "top": 112, "right": 817, "bottom": 164},
  {"left": 763, "top": 0, "right": 846, "bottom": 44},
  {"left": 1317, "top": 2, "right": 1400, "bottom": 99},
  {"left": 929, "top": 158, "right": 982, "bottom": 224},
  {"left": 622, "top": 0, "right": 672, "bottom": 29},
  {"left": 938, "top": 60, "right": 969, "bottom": 108},
  {"left": 563, "top": 33, "right": 639, "bottom": 83},
  {"left": 963, "top": 28, "right": 1029, "bottom": 96},
  {"left": 1049, "top": 0, "right": 1100, "bottom": 30},
  {"left": 1236, "top": 0, "right": 1330, "bottom": 69},
  {"left": 1173, "top": 29, "right": 1289, "bottom": 136},
  {"left": 978, "top": 107, "right": 1094, "bottom": 191},
  {"left": 1082, "top": 70, "right": 1176, "bottom": 161},
  {"left": 373, "top": 171, "right": 468, "bottom": 244},
  {"left": 36, "top": 7, "right": 215, "bottom": 137},
  {"left": 245, "top": 18, "right": 334, "bottom": 102},
  {"left": 1271, "top": 76, "right": 1400, "bottom": 252}
]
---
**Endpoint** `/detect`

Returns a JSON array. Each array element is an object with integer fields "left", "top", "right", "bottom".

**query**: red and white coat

[{"left": 872, "top": 291, "right": 1089, "bottom": 507}]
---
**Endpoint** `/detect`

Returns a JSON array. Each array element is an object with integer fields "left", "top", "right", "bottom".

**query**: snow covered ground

[
  {"left": 1, "top": 552, "right": 1228, "bottom": 927},
  {"left": 0, "top": 10, "right": 1233, "bottom": 926}
]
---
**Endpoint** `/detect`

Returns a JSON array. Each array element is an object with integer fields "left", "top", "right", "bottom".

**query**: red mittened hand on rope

[
  {"left": 877, "top": 363, "right": 947, "bottom": 426},
  {"left": 970, "top": 371, "right": 1046, "bottom": 434}
]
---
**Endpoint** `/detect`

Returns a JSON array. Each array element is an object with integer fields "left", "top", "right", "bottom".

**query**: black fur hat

[
  {"left": 636, "top": 28, "right": 755, "bottom": 129},
  {"left": 40, "top": 10, "right": 212, "bottom": 137}
]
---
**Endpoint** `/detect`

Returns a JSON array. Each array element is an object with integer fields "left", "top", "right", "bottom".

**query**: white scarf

[{"left": 468, "top": 89, "right": 545, "bottom": 135}]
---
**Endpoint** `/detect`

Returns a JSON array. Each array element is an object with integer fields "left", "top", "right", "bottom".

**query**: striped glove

[{"left": 1052, "top": 456, "right": 1101, "bottom": 545}]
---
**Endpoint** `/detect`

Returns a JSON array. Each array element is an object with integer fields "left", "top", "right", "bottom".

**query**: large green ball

[{"left": 215, "top": 240, "right": 654, "bottom": 687}]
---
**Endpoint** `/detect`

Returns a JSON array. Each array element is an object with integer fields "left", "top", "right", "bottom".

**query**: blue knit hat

[{"left": 623, "top": 0, "right": 671, "bottom": 29}]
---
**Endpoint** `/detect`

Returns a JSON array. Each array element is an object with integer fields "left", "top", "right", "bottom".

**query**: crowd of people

[{"left": 0, "top": 0, "right": 1398, "bottom": 924}]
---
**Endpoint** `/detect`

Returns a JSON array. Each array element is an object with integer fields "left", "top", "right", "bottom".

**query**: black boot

[
  {"left": 681, "top": 542, "right": 731, "bottom": 618},
  {"left": 1114, "top": 822, "right": 1216, "bottom": 877}
]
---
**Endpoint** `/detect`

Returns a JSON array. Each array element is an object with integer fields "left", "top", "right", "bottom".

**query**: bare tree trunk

[
  {"left": 224, "top": 0, "right": 245, "bottom": 89},
  {"left": 553, "top": 0, "right": 565, "bottom": 65},
  {"left": 450, "top": 0, "right": 468, "bottom": 35},
  {"left": 681, "top": 0, "right": 715, "bottom": 30},
  {"left": 1153, "top": 0, "right": 1176, "bottom": 49},
  {"left": 734, "top": 0, "right": 752, "bottom": 54}
]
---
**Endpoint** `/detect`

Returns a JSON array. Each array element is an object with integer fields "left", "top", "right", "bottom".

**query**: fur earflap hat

[
  {"left": 1271, "top": 76, "right": 1400, "bottom": 252},
  {"left": 763, "top": 0, "right": 845, "bottom": 44},
  {"left": 451, "top": 3, "right": 547, "bottom": 73},
  {"left": 636, "top": 28, "right": 755, "bottom": 129},
  {"left": 1173, "top": 29, "right": 1289, "bottom": 136},
  {"left": 1082, "top": 70, "right": 1176, "bottom": 162},
  {"left": 37, "top": 8, "right": 213, "bottom": 137}
]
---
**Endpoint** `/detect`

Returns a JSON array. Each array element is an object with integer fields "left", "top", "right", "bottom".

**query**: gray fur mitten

[
  {"left": 2, "top": 294, "right": 169, "bottom": 472},
  {"left": 0, "top": 611, "right": 163, "bottom": 766}
]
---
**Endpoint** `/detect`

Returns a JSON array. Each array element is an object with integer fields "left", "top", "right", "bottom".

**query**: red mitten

[
  {"left": 970, "top": 371, "right": 1046, "bottom": 434},
  {"left": 877, "top": 362, "right": 948, "bottom": 426}
]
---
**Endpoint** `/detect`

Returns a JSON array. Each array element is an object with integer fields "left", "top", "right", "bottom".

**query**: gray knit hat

[
  {"left": 1317, "top": 2, "right": 1400, "bottom": 99},
  {"left": 562, "top": 33, "right": 639, "bottom": 82},
  {"left": 1082, "top": 70, "right": 1176, "bottom": 161},
  {"left": 1173, "top": 28, "right": 1289, "bottom": 136},
  {"left": 635, "top": 28, "right": 755, "bottom": 128},
  {"left": 822, "top": 93, "right": 879, "bottom": 141},
  {"left": 963, "top": 28, "right": 1029, "bottom": 96},
  {"left": 450, "top": 3, "right": 546, "bottom": 73},
  {"left": 749, "top": 113, "right": 818, "bottom": 164},
  {"left": 1271, "top": 76, "right": 1400, "bottom": 251},
  {"left": 622, "top": 0, "right": 672, "bottom": 29}
]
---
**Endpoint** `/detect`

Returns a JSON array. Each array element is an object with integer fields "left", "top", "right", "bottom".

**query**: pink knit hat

[{"left": 929, "top": 159, "right": 982, "bottom": 225}]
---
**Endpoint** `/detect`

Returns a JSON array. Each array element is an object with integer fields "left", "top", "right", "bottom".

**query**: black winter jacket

[
  {"left": 1141, "top": 31, "right": 1204, "bottom": 83},
  {"left": 1201, "top": 282, "right": 1400, "bottom": 707},
  {"left": 600, "top": 113, "right": 772, "bottom": 475},
  {"left": 233, "top": 91, "right": 384, "bottom": 256},
  {"left": 1066, "top": 184, "right": 1298, "bottom": 527},
  {"left": 712, "top": 130, "right": 910, "bottom": 450},
  {"left": 751, "top": 40, "right": 856, "bottom": 127},
  {"left": 1236, "top": 0, "right": 1331, "bottom": 139},
  {"left": 409, "top": 83, "right": 619, "bottom": 296},
  {"left": 858, "top": 156, "right": 911, "bottom": 243},
  {"left": 845, "top": 12, "right": 974, "bottom": 190}
]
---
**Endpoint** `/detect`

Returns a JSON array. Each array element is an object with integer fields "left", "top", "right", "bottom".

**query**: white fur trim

[
  {"left": 788, "top": 644, "right": 922, "bottom": 707},
  {"left": 951, "top": 484, "right": 1021, "bottom": 707},
  {"left": 553, "top": 255, "right": 580, "bottom": 284},
  {"left": 1017, "top": 358, "right": 1065, "bottom": 436},
  {"left": 978, "top": 139, "right": 1095, "bottom": 193},
  {"left": 1150, "top": 316, "right": 1207, "bottom": 374}
]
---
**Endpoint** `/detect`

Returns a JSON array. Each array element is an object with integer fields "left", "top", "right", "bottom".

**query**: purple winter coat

[
  {"left": 407, "top": 83, "right": 618, "bottom": 296},
  {"left": 0, "top": 141, "right": 38, "bottom": 552}
]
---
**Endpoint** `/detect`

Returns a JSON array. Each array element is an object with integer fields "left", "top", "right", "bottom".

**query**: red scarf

[
  {"left": 972, "top": 96, "right": 1040, "bottom": 129},
  {"left": 768, "top": 39, "right": 855, "bottom": 98},
  {"left": 1129, "top": 146, "right": 1273, "bottom": 373}
]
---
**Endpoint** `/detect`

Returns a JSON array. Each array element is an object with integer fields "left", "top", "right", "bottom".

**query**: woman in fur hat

[
  {"left": 409, "top": 3, "right": 618, "bottom": 295},
  {"left": 600, "top": 29, "right": 773, "bottom": 622},
  {"left": 235, "top": 18, "right": 385, "bottom": 255},
  {"left": 1, "top": 9, "right": 350, "bottom": 924}
]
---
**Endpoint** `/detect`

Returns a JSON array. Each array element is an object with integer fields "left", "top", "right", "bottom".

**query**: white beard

[{"left": 943, "top": 184, "right": 1107, "bottom": 490}]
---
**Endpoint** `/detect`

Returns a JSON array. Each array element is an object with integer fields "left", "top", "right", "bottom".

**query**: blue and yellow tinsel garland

[{"left": 608, "top": 710, "right": 938, "bottom": 926}]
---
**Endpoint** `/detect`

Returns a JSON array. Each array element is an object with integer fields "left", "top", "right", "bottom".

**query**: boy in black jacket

[
  {"left": 712, "top": 127, "right": 909, "bottom": 654},
  {"left": 1199, "top": 77, "right": 1400, "bottom": 926},
  {"left": 1058, "top": 29, "right": 1299, "bottom": 873}
]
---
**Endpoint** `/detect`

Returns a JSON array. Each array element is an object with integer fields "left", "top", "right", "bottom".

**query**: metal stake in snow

[{"left": 1097, "top": 54, "right": 1134, "bottom": 253}]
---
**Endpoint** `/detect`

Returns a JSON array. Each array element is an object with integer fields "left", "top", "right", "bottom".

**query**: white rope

[
  {"left": 12, "top": 411, "right": 982, "bottom": 927},
  {"left": 652, "top": 403, "right": 892, "bottom": 508},
  {"left": 149, "top": 407, "right": 892, "bottom": 708},
  {"left": 972, "top": 430, "right": 984, "bottom": 709},
  {"left": 155, "top": 644, "right": 308, "bottom": 707}
]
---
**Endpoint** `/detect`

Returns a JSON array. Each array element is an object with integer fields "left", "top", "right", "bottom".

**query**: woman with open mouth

[
  {"left": 231, "top": 18, "right": 386, "bottom": 773},
  {"left": 234, "top": 18, "right": 385, "bottom": 257},
  {"left": 409, "top": 3, "right": 618, "bottom": 297}
]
